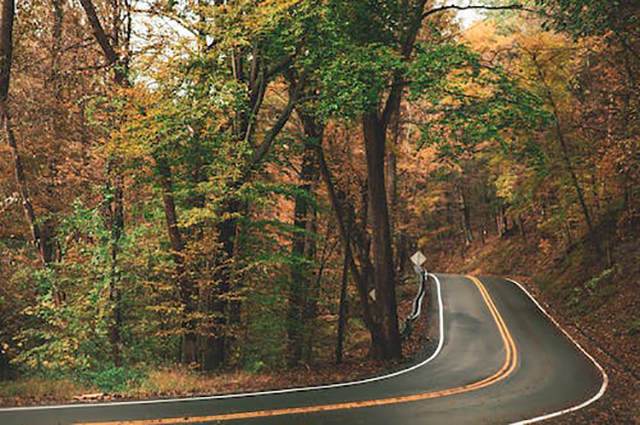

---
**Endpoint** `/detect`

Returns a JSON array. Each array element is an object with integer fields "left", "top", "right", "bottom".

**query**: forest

[{"left": 0, "top": 0, "right": 637, "bottom": 419}]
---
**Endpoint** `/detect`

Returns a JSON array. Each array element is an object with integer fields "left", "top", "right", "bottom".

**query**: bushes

[{"left": 82, "top": 367, "right": 147, "bottom": 394}]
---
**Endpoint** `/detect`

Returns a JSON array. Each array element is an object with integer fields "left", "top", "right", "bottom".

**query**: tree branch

[
  {"left": 238, "top": 70, "right": 308, "bottom": 185},
  {"left": 380, "top": 0, "right": 428, "bottom": 127},
  {"left": 422, "top": 4, "right": 534, "bottom": 20},
  {"left": 78, "top": 0, "right": 129, "bottom": 85},
  {"left": 78, "top": 0, "right": 119, "bottom": 65},
  {"left": 0, "top": 0, "right": 14, "bottom": 102}
]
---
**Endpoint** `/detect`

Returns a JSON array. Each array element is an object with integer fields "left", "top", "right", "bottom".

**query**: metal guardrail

[{"left": 401, "top": 266, "right": 428, "bottom": 340}]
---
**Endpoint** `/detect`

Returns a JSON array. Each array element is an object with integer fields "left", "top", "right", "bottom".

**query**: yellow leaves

[
  {"left": 463, "top": 20, "right": 514, "bottom": 57},
  {"left": 538, "top": 238, "right": 552, "bottom": 255},
  {"left": 495, "top": 170, "right": 517, "bottom": 202},
  {"left": 254, "top": 0, "right": 302, "bottom": 21},
  {"left": 109, "top": 86, "right": 173, "bottom": 159},
  {"left": 199, "top": 0, "right": 302, "bottom": 49},
  {"left": 181, "top": 208, "right": 220, "bottom": 229},
  {"left": 235, "top": 0, "right": 302, "bottom": 28}
]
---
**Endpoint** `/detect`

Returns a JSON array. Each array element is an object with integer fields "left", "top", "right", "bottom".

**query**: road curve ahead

[{"left": 0, "top": 275, "right": 606, "bottom": 425}]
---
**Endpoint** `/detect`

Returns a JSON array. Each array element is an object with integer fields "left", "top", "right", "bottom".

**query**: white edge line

[
  {"left": 506, "top": 278, "right": 608, "bottom": 425},
  {"left": 0, "top": 275, "right": 445, "bottom": 413}
]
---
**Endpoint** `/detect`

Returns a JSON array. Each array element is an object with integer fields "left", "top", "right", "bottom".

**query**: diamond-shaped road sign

[{"left": 411, "top": 250, "right": 426, "bottom": 267}]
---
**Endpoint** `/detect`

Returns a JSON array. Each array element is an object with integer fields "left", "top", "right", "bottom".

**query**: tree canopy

[{"left": 0, "top": 0, "right": 636, "bottom": 400}]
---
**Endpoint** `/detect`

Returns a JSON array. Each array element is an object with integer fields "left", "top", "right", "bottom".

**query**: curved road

[{"left": 0, "top": 275, "right": 606, "bottom": 425}]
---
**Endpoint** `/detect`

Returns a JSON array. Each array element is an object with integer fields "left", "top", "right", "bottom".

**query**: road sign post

[
  {"left": 411, "top": 250, "right": 426, "bottom": 268},
  {"left": 411, "top": 250, "right": 427, "bottom": 276}
]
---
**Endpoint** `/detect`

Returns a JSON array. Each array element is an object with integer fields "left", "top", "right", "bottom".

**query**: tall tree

[
  {"left": 154, "top": 155, "right": 198, "bottom": 364},
  {"left": 0, "top": 0, "right": 54, "bottom": 266},
  {"left": 287, "top": 107, "right": 321, "bottom": 366},
  {"left": 78, "top": 0, "right": 131, "bottom": 367},
  {"left": 193, "top": 1, "right": 312, "bottom": 369},
  {"left": 528, "top": 51, "right": 597, "bottom": 244}
]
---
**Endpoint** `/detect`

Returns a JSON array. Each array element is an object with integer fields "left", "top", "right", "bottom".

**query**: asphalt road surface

[{"left": 0, "top": 275, "right": 606, "bottom": 425}]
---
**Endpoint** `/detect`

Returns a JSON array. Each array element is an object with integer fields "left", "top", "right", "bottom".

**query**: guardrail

[{"left": 401, "top": 267, "right": 428, "bottom": 340}]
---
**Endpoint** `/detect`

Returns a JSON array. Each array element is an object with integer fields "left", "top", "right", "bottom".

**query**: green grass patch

[{"left": 82, "top": 367, "right": 147, "bottom": 394}]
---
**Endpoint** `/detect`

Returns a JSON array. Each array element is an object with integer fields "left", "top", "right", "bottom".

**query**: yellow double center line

[{"left": 77, "top": 276, "right": 517, "bottom": 425}]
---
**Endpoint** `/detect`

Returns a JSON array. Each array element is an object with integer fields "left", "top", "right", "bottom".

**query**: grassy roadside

[{"left": 0, "top": 275, "right": 429, "bottom": 407}]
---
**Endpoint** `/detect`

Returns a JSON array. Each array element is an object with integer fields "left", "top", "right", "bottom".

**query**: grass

[
  {"left": 0, "top": 368, "right": 261, "bottom": 404},
  {"left": 0, "top": 376, "right": 94, "bottom": 404},
  {"left": 128, "top": 367, "right": 209, "bottom": 396}
]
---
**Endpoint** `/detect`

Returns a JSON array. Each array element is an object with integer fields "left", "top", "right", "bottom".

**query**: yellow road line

[{"left": 76, "top": 276, "right": 517, "bottom": 425}]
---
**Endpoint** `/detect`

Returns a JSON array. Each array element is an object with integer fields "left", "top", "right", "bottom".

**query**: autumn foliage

[{"left": 0, "top": 0, "right": 636, "bottom": 405}]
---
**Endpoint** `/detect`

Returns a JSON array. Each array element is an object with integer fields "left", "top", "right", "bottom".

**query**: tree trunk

[
  {"left": 362, "top": 113, "right": 401, "bottom": 360},
  {"left": 1, "top": 0, "right": 54, "bottom": 267},
  {"left": 336, "top": 238, "right": 350, "bottom": 364},
  {"left": 209, "top": 49, "right": 247, "bottom": 367},
  {"left": 201, "top": 67, "right": 301, "bottom": 370},
  {"left": 2, "top": 107, "right": 47, "bottom": 263},
  {"left": 155, "top": 156, "right": 197, "bottom": 364},
  {"left": 287, "top": 114, "right": 324, "bottom": 365},
  {"left": 314, "top": 138, "right": 380, "bottom": 347},
  {"left": 532, "top": 55, "right": 600, "bottom": 254},
  {"left": 564, "top": 219, "right": 574, "bottom": 247},
  {"left": 331, "top": 0, "right": 428, "bottom": 360},
  {"left": 456, "top": 185, "right": 473, "bottom": 244},
  {"left": 287, "top": 134, "right": 319, "bottom": 366},
  {"left": 518, "top": 216, "right": 527, "bottom": 244},
  {"left": 78, "top": 0, "right": 126, "bottom": 84},
  {"left": 204, "top": 201, "right": 238, "bottom": 370},
  {"left": 397, "top": 232, "right": 408, "bottom": 278},
  {"left": 387, "top": 112, "right": 401, "bottom": 273},
  {"left": 79, "top": 0, "right": 130, "bottom": 367},
  {"left": 497, "top": 202, "right": 509, "bottom": 237},
  {"left": 49, "top": 0, "right": 63, "bottom": 98},
  {"left": 304, "top": 234, "right": 327, "bottom": 365},
  {"left": 386, "top": 111, "right": 400, "bottom": 221},
  {"left": 107, "top": 160, "right": 123, "bottom": 367}
]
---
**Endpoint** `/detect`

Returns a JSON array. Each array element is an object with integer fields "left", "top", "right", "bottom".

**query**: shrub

[{"left": 83, "top": 367, "right": 146, "bottom": 394}]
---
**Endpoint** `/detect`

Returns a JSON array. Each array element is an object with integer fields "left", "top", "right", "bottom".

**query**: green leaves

[
  {"left": 537, "top": 0, "right": 636, "bottom": 41},
  {"left": 410, "top": 42, "right": 551, "bottom": 164},
  {"left": 409, "top": 42, "right": 481, "bottom": 98},
  {"left": 327, "top": 0, "right": 405, "bottom": 45},
  {"left": 318, "top": 43, "right": 402, "bottom": 119}
]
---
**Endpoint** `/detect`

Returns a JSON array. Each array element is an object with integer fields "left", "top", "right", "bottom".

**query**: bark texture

[{"left": 155, "top": 156, "right": 197, "bottom": 364}]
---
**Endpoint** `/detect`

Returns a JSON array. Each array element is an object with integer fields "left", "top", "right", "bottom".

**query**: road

[{"left": 0, "top": 275, "right": 606, "bottom": 425}]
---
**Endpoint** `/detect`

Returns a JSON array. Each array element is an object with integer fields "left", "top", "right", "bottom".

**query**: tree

[
  {"left": 78, "top": 0, "right": 133, "bottom": 368},
  {"left": 1, "top": 0, "right": 54, "bottom": 266},
  {"left": 3, "top": 0, "right": 634, "bottom": 392}
]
